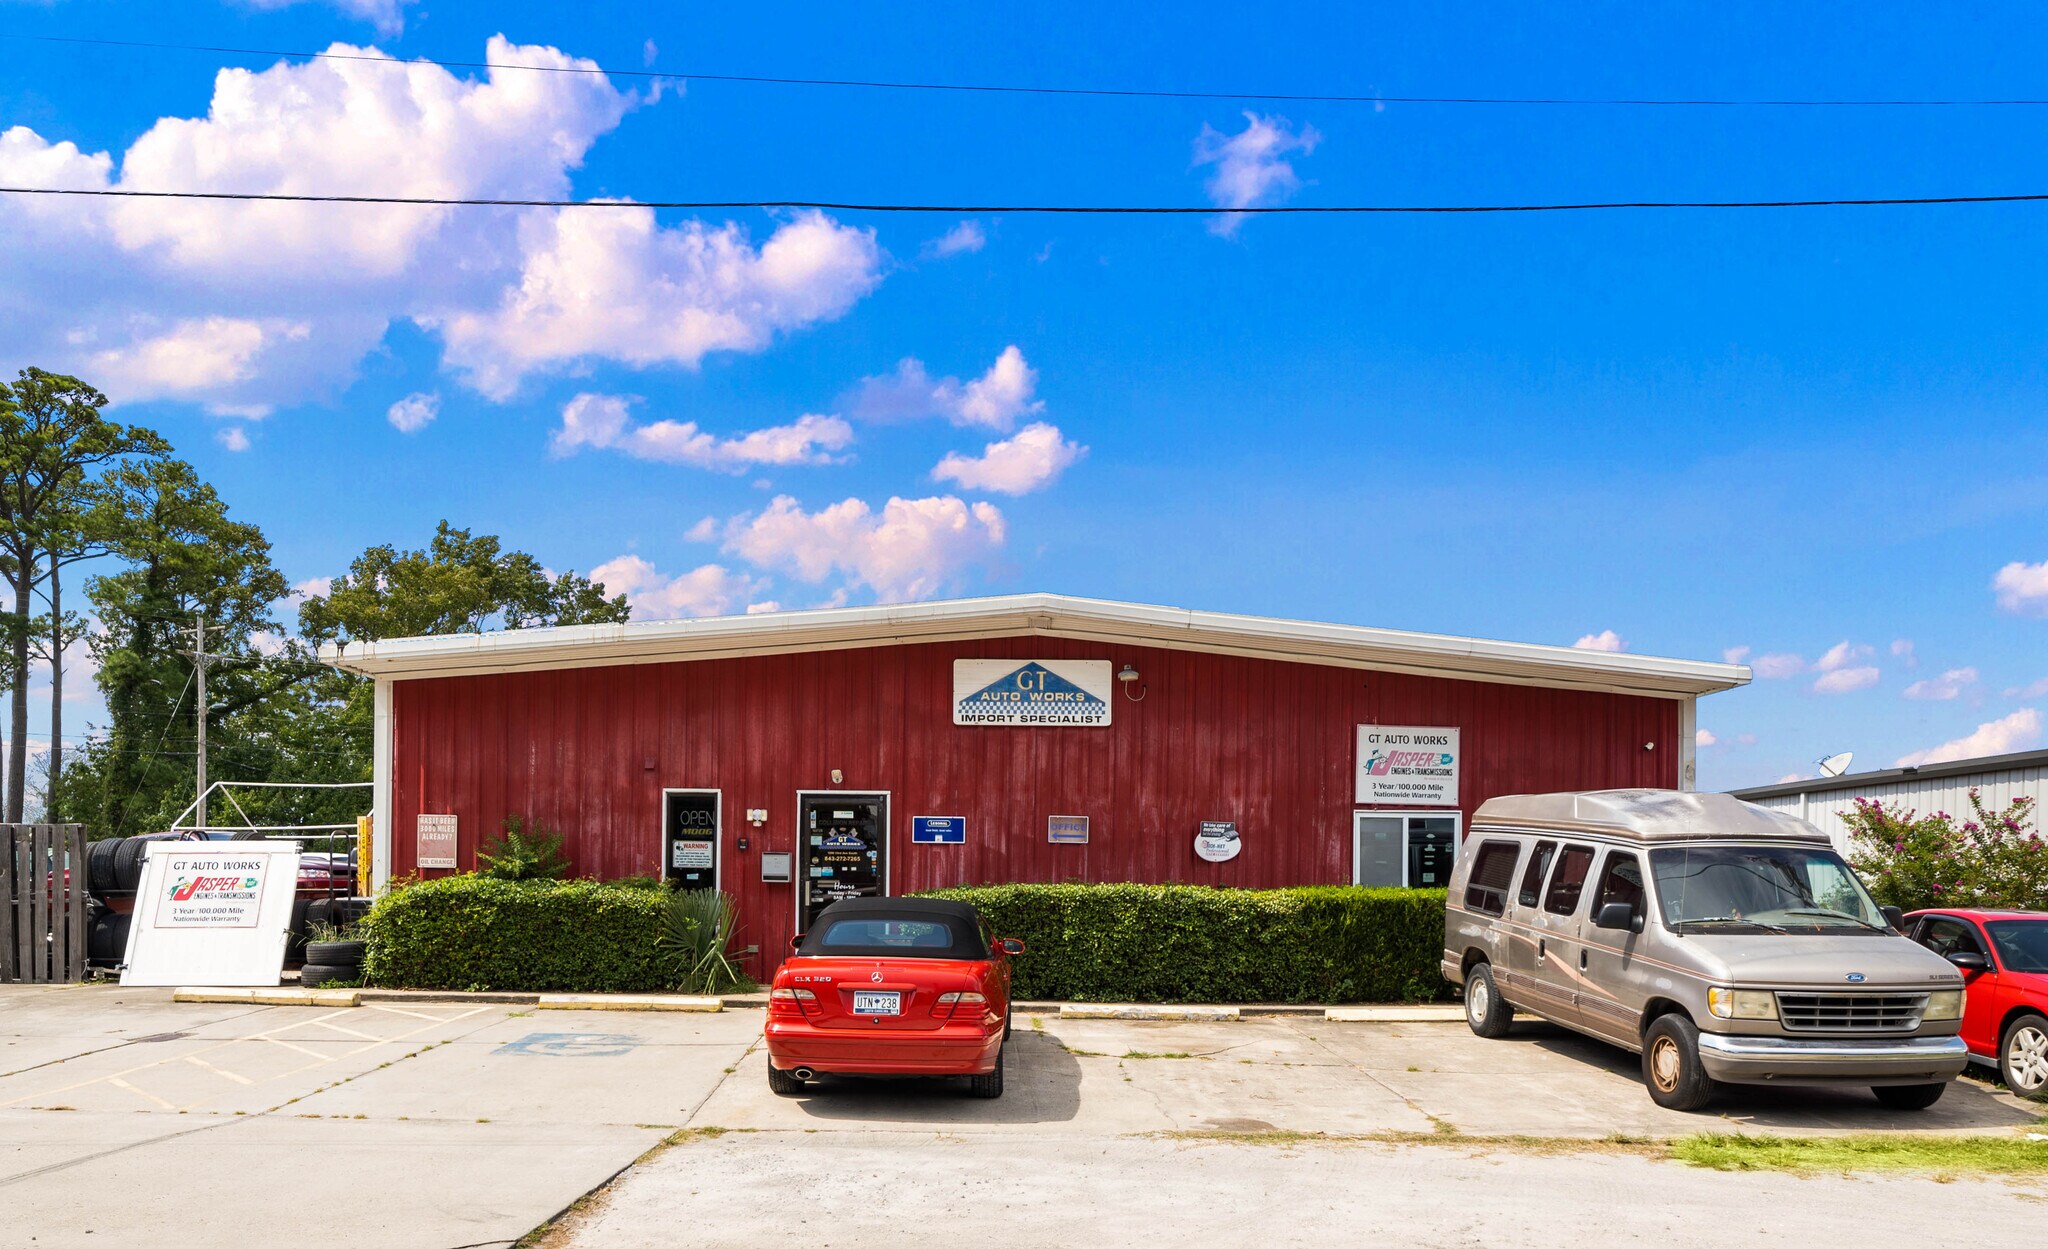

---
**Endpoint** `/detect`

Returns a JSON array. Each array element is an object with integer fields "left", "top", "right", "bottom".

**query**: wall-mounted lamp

[
  {"left": 829, "top": 768, "right": 844, "bottom": 784},
  {"left": 1644, "top": 741, "right": 1656, "bottom": 751},
  {"left": 1117, "top": 664, "right": 1147, "bottom": 702}
]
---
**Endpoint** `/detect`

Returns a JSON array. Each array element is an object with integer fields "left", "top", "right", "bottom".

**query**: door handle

[
  {"left": 1537, "top": 938, "right": 1546, "bottom": 961},
  {"left": 1579, "top": 949, "right": 1589, "bottom": 970}
]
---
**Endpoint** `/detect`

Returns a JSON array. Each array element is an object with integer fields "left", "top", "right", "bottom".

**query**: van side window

[
  {"left": 1543, "top": 845, "right": 1596, "bottom": 916},
  {"left": 1593, "top": 851, "right": 1644, "bottom": 914},
  {"left": 1518, "top": 840, "right": 1558, "bottom": 907},
  {"left": 1462, "top": 841, "right": 1520, "bottom": 917}
]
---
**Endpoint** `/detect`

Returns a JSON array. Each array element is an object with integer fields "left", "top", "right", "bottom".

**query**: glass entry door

[
  {"left": 797, "top": 793, "right": 889, "bottom": 930},
  {"left": 1353, "top": 812, "right": 1462, "bottom": 887}
]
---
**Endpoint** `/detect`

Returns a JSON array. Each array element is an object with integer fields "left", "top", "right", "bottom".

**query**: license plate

[{"left": 852, "top": 991, "right": 900, "bottom": 1016}]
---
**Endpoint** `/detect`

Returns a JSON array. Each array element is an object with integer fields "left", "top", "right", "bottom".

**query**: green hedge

[
  {"left": 916, "top": 883, "right": 1449, "bottom": 1003},
  {"left": 363, "top": 876, "right": 671, "bottom": 992}
]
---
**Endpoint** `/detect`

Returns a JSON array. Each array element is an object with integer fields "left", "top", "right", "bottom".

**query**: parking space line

[
  {"left": 108, "top": 1076, "right": 178, "bottom": 1110},
  {"left": 182, "top": 1054, "right": 254, "bottom": 1086},
  {"left": 248, "top": 1035, "right": 339, "bottom": 1062},
  {"left": 303, "top": 1017, "right": 387, "bottom": 1042}
]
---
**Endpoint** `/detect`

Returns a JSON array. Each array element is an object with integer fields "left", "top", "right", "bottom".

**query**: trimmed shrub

[
  {"left": 917, "top": 883, "right": 1449, "bottom": 1003},
  {"left": 362, "top": 876, "right": 670, "bottom": 992}
]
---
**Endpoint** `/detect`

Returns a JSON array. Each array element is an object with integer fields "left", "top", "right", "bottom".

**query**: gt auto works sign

[
  {"left": 122, "top": 842, "right": 302, "bottom": 987},
  {"left": 954, "top": 659, "right": 1112, "bottom": 727},
  {"left": 1356, "top": 725, "right": 1461, "bottom": 807}
]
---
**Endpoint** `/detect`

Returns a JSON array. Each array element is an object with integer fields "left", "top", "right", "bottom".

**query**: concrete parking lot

[{"left": 5, "top": 983, "right": 2045, "bottom": 1248}]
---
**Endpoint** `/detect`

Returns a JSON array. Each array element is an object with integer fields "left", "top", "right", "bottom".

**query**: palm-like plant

[{"left": 657, "top": 888, "right": 752, "bottom": 994}]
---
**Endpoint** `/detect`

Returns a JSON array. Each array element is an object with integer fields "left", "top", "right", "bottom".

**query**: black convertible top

[{"left": 796, "top": 897, "right": 989, "bottom": 960}]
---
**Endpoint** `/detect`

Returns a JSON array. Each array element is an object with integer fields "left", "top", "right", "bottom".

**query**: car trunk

[{"left": 788, "top": 958, "right": 989, "bottom": 1032}]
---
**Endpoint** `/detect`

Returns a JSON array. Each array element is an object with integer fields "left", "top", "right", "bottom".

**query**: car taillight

[
  {"left": 769, "top": 987, "right": 817, "bottom": 1017},
  {"left": 933, "top": 991, "right": 987, "bottom": 1021}
]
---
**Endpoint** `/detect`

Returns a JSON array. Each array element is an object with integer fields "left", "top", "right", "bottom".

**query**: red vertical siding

[{"left": 389, "top": 636, "right": 1679, "bottom": 974}]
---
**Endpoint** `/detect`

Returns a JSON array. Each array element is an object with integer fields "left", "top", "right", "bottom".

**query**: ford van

[{"left": 1442, "top": 790, "right": 1969, "bottom": 1110}]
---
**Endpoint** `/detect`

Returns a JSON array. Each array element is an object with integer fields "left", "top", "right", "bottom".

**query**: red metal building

[{"left": 328, "top": 594, "right": 1748, "bottom": 972}]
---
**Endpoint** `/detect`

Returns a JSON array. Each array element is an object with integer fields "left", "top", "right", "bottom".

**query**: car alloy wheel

[
  {"left": 2008, "top": 1023, "right": 2048, "bottom": 1095},
  {"left": 1649, "top": 1036, "right": 1682, "bottom": 1093}
]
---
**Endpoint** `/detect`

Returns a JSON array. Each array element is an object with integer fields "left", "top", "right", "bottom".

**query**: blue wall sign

[{"left": 912, "top": 815, "right": 966, "bottom": 845}]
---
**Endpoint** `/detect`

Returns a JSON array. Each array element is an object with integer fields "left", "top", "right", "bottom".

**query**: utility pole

[{"left": 184, "top": 614, "right": 212, "bottom": 830}]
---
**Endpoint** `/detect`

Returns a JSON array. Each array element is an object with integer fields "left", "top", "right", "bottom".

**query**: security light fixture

[{"left": 1117, "top": 664, "right": 1147, "bottom": 702}]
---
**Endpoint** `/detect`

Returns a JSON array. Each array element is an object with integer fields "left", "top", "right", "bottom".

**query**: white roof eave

[{"left": 318, "top": 592, "right": 1749, "bottom": 699}]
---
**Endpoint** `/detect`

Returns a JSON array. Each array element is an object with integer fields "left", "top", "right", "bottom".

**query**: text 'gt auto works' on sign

[
  {"left": 953, "top": 659, "right": 1112, "bottom": 727},
  {"left": 1355, "top": 725, "right": 1461, "bottom": 806}
]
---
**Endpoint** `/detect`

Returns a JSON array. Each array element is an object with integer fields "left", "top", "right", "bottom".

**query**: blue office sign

[{"left": 912, "top": 815, "right": 967, "bottom": 845}]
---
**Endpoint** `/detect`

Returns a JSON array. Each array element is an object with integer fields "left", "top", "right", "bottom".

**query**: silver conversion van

[{"left": 1441, "top": 789, "right": 1969, "bottom": 1110}]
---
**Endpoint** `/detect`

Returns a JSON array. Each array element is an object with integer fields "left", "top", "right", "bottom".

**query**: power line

[
  {"left": 6, "top": 185, "right": 2048, "bottom": 215},
  {"left": 14, "top": 34, "right": 2048, "bottom": 108}
]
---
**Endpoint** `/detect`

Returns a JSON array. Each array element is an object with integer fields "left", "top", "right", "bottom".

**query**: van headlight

[
  {"left": 1707, "top": 987, "right": 1779, "bottom": 1020},
  {"left": 1923, "top": 990, "right": 1965, "bottom": 1021}
]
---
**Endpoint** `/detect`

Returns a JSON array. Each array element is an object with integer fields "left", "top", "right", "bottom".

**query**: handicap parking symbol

[{"left": 495, "top": 1032, "right": 641, "bottom": 1057}]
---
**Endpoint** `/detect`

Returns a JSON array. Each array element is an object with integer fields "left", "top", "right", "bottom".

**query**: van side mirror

[
  {"left": 998, "top": 937, "right": 1025, "bottom": 955},
  {"left": 790, "top": 934, "right": 804, "bottom": 953},
  {"left": 1880, "top": 905, "right": 1904, "bottom": 930},
  {"left": 1593, "top": 902, "right": 1639, "bottom": 932},
  {"left": 1947, "top": 950, "right": 1989, "bottom": 973}
]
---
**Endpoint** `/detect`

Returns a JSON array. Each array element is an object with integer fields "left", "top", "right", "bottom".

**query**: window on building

[
  {"left": 1543, "top": 845, "right": 1596, "bottom": 916},
  {"left": 1462, "top": 841, "right": 1520, "bottom": 917}
]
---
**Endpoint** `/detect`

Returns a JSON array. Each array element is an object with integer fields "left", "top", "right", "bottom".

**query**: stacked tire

[
  {"left": 300, "top": 939, "right": 366, "bottom": 988},
  {"left": 84, "top": 836, "right": 154, "bottom": 970}
]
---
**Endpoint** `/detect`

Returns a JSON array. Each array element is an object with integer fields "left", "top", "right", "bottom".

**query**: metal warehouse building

[
  {"left": 1731, "top": 748, "right": 2048, "bottom": 853},
  {"left": 324, "top": 594, "right": 1747, "bottom": 973}
]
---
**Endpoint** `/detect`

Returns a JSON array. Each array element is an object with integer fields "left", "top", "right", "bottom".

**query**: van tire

[
  {"left": 1463, "top": 963, "right": 1513, "bottom": 1038},
  {"left": 1871, "top": 1082, "right": 1948, "bottom": 1111},
  {"left": 966, "top": 1044, "right": 1005, "bottom": 1099},
  {"left": 1642, "top": 1014, "right": 1715, "bottom": 1111},
  {"left": 767, "top": 1065, "right": 807, "bottom": 1096},
  {"left": 1999, "top": 1013, "right": 2048, "bottom": 1101}
]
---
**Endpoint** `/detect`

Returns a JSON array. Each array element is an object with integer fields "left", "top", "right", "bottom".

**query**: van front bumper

[{"left": 1696, "top": 1032, "right": 1969, "bottom": 1087}]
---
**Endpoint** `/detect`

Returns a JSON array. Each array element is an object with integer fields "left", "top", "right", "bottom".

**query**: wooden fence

[{"left": 1, "top": 825, "right": 89, "bottom": 984}]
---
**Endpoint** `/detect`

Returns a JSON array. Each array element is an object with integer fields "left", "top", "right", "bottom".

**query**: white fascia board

[{"left": 321, "top": 592, "right": 1751, "bottom": 699}]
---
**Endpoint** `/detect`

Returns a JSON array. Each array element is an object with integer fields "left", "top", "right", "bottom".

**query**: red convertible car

[
  {"left": 1905, "top": 909, "right": 2048, "bottom": 1099},
  {"left": 765, "top": 898, "right": 1023, "bottom": 1098}
]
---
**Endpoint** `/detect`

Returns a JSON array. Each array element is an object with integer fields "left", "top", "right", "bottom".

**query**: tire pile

[{"left": 301, "top": 897, "right": 372, "bottom": 987}]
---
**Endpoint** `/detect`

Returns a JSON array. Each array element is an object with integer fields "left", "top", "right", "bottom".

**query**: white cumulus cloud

[
  {"left": 1813, "top": 667, "right": 1880, "bottom": 694},
  {"left": 549, "top": 393, "right": 853, "bottom": 471},
  {"left": 436, "top": 207, "right": 884, "bottom": 400},
  {"left": 1695, "top": 729, "right": 1718, "bottom": 748},
  {"left": 848, "top": 345, "right": 1042, "bottom": 430},
  {"left": 2005, "top": 677, "right": 2048, "bottom": 699},
  {"left": 1751, "top": 652, "right": 1806, "bottom": 679},
  {"left": 1572, "top": 630, "right": 1627, "bottom": 653},
  {"left": 588, "top": 554, "right": 772, "bottom": 620},
  {"left": 216, "top": 426, "right": 252, "bottom": 452},
  {"left": 1994, "top": 560, "right": 2048, "bottom": 616},
  {"left": 386, "top": 392, "right": 439, "bottom": 433},
  {"left": 1895, "top": 708, "right": 2042, "bottom": 767},
  {"left": 1902, "top": 668, "right": 1978, "bottom": 701},
  {"left": 1722, "top": 645, "right": 1751, "bottom": 665},
  {"left": 1192, "top": 112, "right": 1321, "bottom": 236},
  {"left": 923, "top": 220, "right": 986, "bottom": 259},
  {"left": 721, "top": 494, "right": 1006, "bottom": 602},
  {"left": 931, "top": 422, "right": 1085, "bottom": 495}
]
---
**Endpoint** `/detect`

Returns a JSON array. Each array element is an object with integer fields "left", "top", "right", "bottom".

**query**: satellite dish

[{"left": 1817, "top": 752, "right": 1854, "bottom": 778}]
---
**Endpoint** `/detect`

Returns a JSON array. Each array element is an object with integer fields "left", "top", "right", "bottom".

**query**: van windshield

[{"left": 1648, "top": 845, "right": 1888, "bottom": 934}]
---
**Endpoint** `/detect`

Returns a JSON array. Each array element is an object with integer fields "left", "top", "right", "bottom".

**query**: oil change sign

[
  {"left": 954, "top": 660, "right": 1112, "bottom": 727},
  {"left": 1356, "top": 725, "right": 1461, "bottom": 807}
]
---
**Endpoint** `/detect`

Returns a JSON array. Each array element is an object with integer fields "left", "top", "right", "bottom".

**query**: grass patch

[
  {"left": 1675, "top": 1133, "right": 2048, "bottom": 1175},
  {"left": 1123, "top": 1051, "right": 1198, "bottom": 1060}
]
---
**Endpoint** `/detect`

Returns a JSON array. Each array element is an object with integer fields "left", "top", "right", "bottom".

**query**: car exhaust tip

[{"left": 792, "top": 1067, "right": 815, "bottom": 1081}]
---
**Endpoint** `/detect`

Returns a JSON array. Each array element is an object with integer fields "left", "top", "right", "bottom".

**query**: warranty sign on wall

[{"left": 1355, "top": 725, "right": 1461, "bottom": 807}]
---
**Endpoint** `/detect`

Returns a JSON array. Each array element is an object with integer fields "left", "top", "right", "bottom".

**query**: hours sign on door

[{"left": 1356, "top": 725, "right": 1460, "bottom": 806}]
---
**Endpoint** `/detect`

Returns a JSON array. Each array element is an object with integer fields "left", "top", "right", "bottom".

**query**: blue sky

[{"left": 2, "top": 1, "right": 2046, "bottom": 790}]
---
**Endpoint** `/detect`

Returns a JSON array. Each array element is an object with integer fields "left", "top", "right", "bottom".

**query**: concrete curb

[
  {"left": 1324, "top": 1005, "right": 1465, "bottom": 1023},
  {"left": 537, "top": 994, "right": 723, "bottom": 1012},
  {"left": 1059, "top": 1004, "right": 1242, "bottom": 1022},
  {"left": 175, "top": 987, "right": 363, "bottom": 1007}
]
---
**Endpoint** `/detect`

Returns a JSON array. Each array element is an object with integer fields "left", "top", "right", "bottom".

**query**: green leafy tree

[
  {"left": 68, "top": 458, "right": 288, "bottom": 836},
  {"left": 1846, "top": 790, "right": 2046, "bottom": 912},
  {"left": 0, "top": 368, "right": 167, "bottom": 820},
  {"left": 298, "top": 520, "right": 628, "bottom": 646}
]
